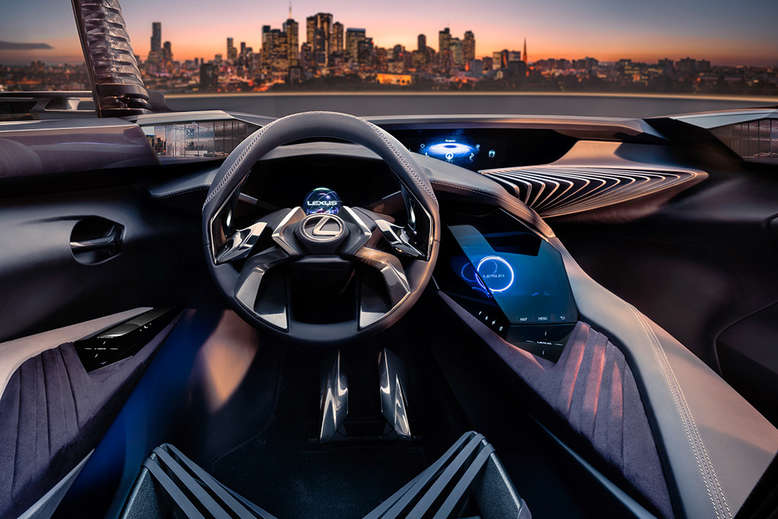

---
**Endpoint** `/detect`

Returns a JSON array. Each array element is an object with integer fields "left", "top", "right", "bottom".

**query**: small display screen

[
  {"left": 447, "top": 224, "right": 577, "bottom": 325},
  {"left": 390, "top": 128, "right": 577, "bottom": 171},
  {"left": 421, "top": 138, "right": 486, "bottom": 168}
]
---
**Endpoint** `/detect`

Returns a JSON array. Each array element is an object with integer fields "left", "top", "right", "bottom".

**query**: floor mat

[
  {"left": 208, "top": 340, "right": 431, "bottom": 519},
  {"left": 213, "top": 438, "right": 427, "bottom": 518}
]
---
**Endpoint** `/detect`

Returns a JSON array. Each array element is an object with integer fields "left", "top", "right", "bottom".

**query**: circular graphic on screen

[
  {"left": 426, "top": 141, "right": 478, "bottom": 162},
  {"left": 303, "top": 187, "right": 342, "bottom": 215},
  {"left": 476, "top": 256, "right": 515, "bottom": 293}
]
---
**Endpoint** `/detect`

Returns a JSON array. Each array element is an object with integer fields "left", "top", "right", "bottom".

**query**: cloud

[{"left": 0, "top": 41, "right": 54, "bottom": 50}]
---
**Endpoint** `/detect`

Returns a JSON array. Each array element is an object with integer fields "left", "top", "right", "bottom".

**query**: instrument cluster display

[
  {"left": 390, "top": 128, "right": 576, "bottom": 171},
  {"left": 421, "top": 139, "right": 486, "bottom": 167}
]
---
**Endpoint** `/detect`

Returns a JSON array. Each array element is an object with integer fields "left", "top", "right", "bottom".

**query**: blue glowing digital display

[
  {"left": 449, "top": 224, "right": 577, "bottom": 325},
  {"left": 422, "top": 139, "right": 479, "bottom": 163},
  {"left": 303, "top": 187, "right": 342, "bottom": 215},
  {"left": 476, "top": 255, "right": 515, "bottom": 293},
  {"left": 460, "top": 255, "right": 515, "bottom": 295}
]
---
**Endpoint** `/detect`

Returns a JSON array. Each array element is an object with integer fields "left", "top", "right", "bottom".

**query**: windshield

[{"left": 1, "top": 0, "right": 777, "bottom": 116}]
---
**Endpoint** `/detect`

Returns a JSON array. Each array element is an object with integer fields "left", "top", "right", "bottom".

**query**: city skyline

[{"left": 1, "top": 0, "right": 778, "bottom": 66}]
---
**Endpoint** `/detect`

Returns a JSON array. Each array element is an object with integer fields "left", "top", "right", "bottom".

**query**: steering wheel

[{"left": 202, "top": 111, "right": 440, "bottom": 344}]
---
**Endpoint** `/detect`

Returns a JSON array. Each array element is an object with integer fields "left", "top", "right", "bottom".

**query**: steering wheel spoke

[
  {"left": 235, "top": 247, "right": 291, "bottom": 330},
  {"left": 231, "top": 207, "right": 310, "bottom": 330},
  {"left": 354, "top": 246, "right": 412, "bottom": 328},
  {"left": 374, "top": 219, "right": 425, "bottom": 258},
  {"left": 215, "top": 221, "right": 268, "bottom": 264}
]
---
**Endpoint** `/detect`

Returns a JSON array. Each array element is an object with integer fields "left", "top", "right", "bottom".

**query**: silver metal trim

[
  {"left": 375, "top": 219, "right": 424, "bottom": 258},
  {"left": 300, "top": 213, "right": 345, "bottom": 241},
  {"left": 215, "top": 221, "right": 267, "bottom": 264},
  {"left": 271, "top": 207, "right": 306, "bottom": 255},
  {"left": 342, "top": 206, "right": 373, "bottom": 239},
  {"left": 378, "top": 348, "right": 412, "bottom": 438},
  {"left": 320, "top": 350, "right": 349, "bottom": 442}
]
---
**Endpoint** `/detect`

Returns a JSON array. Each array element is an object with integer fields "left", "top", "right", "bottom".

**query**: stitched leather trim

[{"left": 630, "top": 306, "right": 731, "bottom": 519}]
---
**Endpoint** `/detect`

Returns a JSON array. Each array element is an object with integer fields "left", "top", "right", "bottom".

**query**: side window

[{"left": 0, "top": 1, "right": 88, "bottom": 92}]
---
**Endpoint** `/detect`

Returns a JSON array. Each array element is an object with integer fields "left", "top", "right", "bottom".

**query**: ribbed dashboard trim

[{"left": 481, "top": 165, "right": 706, "bottom": 217}]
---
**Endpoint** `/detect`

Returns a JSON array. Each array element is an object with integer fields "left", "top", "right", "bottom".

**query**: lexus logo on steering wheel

[{"left": 301, "top": 213, "right": 345, "bottom": 242}]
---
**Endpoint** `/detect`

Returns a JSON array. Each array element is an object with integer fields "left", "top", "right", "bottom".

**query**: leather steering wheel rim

[{"left": 202, "top": 111, "right": 441, "bottom": 344}]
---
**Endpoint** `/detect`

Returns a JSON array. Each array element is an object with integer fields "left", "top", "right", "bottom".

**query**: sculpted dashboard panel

[{"left": 484, "top": 164, "right": 707, "bottom": 218}]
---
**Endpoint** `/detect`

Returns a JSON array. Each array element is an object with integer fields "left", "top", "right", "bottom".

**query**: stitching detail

[
  {"left": 366, "top": 121, "right": 436, "bottom": 200},
  {"left": 204, "top": 123, "right": 271, "bottom": 206},
  {"left": 630, "top": 305, "right": 731, "bottom": 519}
]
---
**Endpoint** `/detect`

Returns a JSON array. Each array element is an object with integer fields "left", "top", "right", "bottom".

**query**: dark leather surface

[
  {"left": 441, "top": 295, "right": 673, "bottom": 518},
  {"left": 551, "top": 236, "right": 778, "bottom": 518},
  {"left": 0, "top": 317, "right": 178, "bottom": 518}
]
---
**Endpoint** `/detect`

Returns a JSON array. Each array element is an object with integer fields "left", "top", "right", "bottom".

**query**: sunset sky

[{"left": 1, "top": 0, "right": 777, "bottom": 66}]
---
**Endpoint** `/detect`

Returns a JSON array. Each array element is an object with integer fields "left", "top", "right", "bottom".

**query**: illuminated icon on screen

[
  {"left": 476, "top": 255, "right": 515, "bottom": 293},
  {"left": 488, "top": 149, "right": 496, "bottom": 158},
  {"left": 426, "top": 140, "right": 478, "bottom": 162}
]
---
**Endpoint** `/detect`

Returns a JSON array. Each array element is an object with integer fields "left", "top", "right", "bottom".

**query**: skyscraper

[
  {"left": 306, "top": 13, "right": 332, "bottom": 65},
  {"left": 330, "top": 22, "right": 344, "bottom": 55},
  {"left": 449, "top": 37, "right": 463, "bottom": 68},
  {"left": 438, "top": 27, "right": 450, "bottom": 55},
  {"left": 162, "top": 41, "right": 172, "bottom": 62},
  {"left": 227, "top": 37, "right": 237, "bottom": 61},
  {"left": 262, "top": 26, "right": 272, "bottom": 57},
  {"left": 346, "top": 28, "right": 366, "bottom": 62},
  {"left": 463, "top": 31, "right": 475, "bottom": 64},
  {"left": 151, "top": 22, "right": 161, "bottom": 52},
  {"left": 357, "top": 37, "right": 374, "bottom": 65},
  {"left": 270, "top": 29, "right": 289, "bottom": 70},
  {"left": 283, "top": 18, "right": 299, "bottom": 66},
  {"left": 438, "top": 27, "right": 451, "bottom": 70},
  {"left": 417, "top": 34, "right": 426, "bottom": 53}
]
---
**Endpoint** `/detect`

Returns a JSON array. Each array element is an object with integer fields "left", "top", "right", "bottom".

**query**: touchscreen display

[{"left": 448, "top": 224, "right": 577, "bottom": 325}]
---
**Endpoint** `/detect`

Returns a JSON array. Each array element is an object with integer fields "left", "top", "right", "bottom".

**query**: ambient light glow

[
  {"left": 476, "top": 255, "right": 515, "bottom": 293},
  {"left": 425, "top": 141, "right": 478, "bottom": 162},
  {"left": 460, "top": 262, "right": 489, "bottom": 295}
]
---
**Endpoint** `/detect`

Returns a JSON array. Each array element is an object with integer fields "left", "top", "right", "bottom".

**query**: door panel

[{"left": 0, "top": 185, "right": 205, "bottom": 342}]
